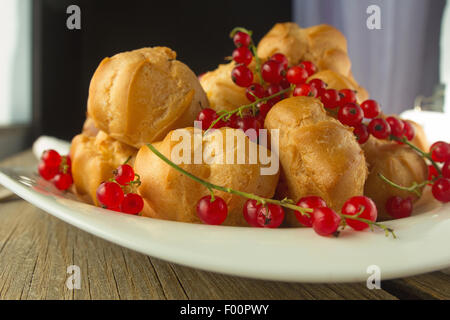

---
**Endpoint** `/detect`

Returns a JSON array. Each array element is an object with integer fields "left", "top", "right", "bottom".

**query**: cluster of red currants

[
  {"left": 426, "top": 141, "right": 450, "bottom": 203},
  {"left": 38, "top": 149, "right": 73, "bottom": 191},
  {"left": 96, "top": 164, "right": 144, "bottom": 215},
  {"left": 196, "top": 193, "right": 379, "bottom": 237}
]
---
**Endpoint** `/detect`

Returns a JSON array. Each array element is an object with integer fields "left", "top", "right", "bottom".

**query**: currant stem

[
  {"left": 340, "top": 213, "right": 397, "bottom": 238},
  {"left": 146, "top": 143, "right": 312, "bottom": 217},
  {"left": 207, "top": 85, "right": 294, "bottom": 131},
  {"left": 378, "top": 173, "right": 428, "bottom": 197}
]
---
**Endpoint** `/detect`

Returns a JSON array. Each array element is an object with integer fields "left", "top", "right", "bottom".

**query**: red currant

[
  {"left": 258, "top": 101, "right": 274, "bottom": 118},
  {"left": 428, "top": 165, "right": 440, "bottom": 184},
  {"left": 196, "top": 108, "right": 223, "bottom": 129},
  {"left": 279, "top": 78, "right": 291, "bottom": 90},
  {"left": 293, "top": 84, "right": 317, "bottom": 97},
  {"left": 243, "top": 199, "right": 262, "bottom": 227},
  {"left": 430, "top": 141, "right": 450, "bottom": 163},
  {"left": 402, "top": 120, "right": 415, "bottom": 141},
  {"left": 232, "top": 47, "right": 253, "bottom": 66},
  {"left": 52, "top": 173, "right": 73, "bottom": 191},
  {"left": 235, "top": 116, "right": 262, "bottom": 141},
  {"left": 338, "top": 103, "right": 364, "bottom": 126},
  {"left": 299, "top": 61, "right": 317, "bottom": 76},
  {"left": 97, "top": 182, "right": 124, "bottom": 208},
  {"left": 442, "top": 161, "right": 450, "bottom": 179},
  {"left": 121, "top": 193, "right": 144, "bottom": 215},
  {"left": 312, "top": 207, "right": 341, "bottom": 236},
  {"left": 231, "top": 65, "right": 254, "bottom": 88},
  {"left": 360, "top": 100, "right": 380, "bottom": 119},
  {"left": 261, "top": 60, "right": 284, "bottom": 84},
  {"left": 386, "top": 196, "right": 413, "bottom": 219},
  {"left": 233, "top": 31, "right": 251, "bottom": 47},
  {"left": 368, "top": 118, "right": 391, "bottom": 139},
  {"left": 286, "top": 66, "right": 308, "bottom": 85},
  {"left": 341, "top": 196, "right": 377, "bottom": 231},
  {"left": 256, "top": 204, "right": 285, "bottom": 228},
  {"left": 114, "top": 164, "right": 135, "bottom": 186},
  {"left": 353, "top": 123, "right": 370, "bottom": 144},
  {"left": 270, "top": 53, "right": 288, "bottom": 70},
  {"left": 41, "top": 149, "right": 62, "bottom": 167},
  {"left": 38, "top": 161, "right": 59, "bottom": 181},
  {"left": 266, "top": 84, "right": 284, "bottom": 104},
  {"left": 246, "top": 83, "right": 266, "bottom": 102},
  {"left": 196, "top": 195, "right": 228, "bottom": 225},
  {"left": 321, "top": 89, "right": 341, "bottom": 109},
  {"left": 386, "top": 116, "right": 405, "bottom": 138},
  {"left": 339, "top": 89, "right": 357, "bottom": 104},
  {"left": 295, "top": 196, "right": 327, "bottom": 227},
  {"left": 432, "top": 178, "right": 450, "bottom": 203},
  {"left": 308, "top": 78, "right": 327, "bottom": 90},
  {"left": 224, "top": 114, "right": 239, "bottom": 128}
]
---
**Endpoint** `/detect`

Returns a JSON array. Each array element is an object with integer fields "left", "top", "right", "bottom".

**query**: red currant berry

[
  {"left": 430, "top": 141, "right": 450, "bottom": 163},
  {"left": 286, "top": 66, "right": 308, "bottom": 85},
  {"left": 233, "top": 31, "right": 251, "bottom": 47},
  {"left": 63, "top": 155, "right": 72, "bottom": 170},
  {"left": 270, "top": 53, "right": 289, "bottom": 70},
  {"left": 52, "top": 173, "right": 73, "bottom": 191},
  {"left": 246, "top": 83, "right": 266, "bottom": 102},
  {"left": 338, "top": 103, "right": 364, "bottom": 126},
  {"left": 266, "top": 83, "right": 285, "bottom": 103},
  {"left": 258, "top": 101, "right": 274, "bottom": 118},
  {"left": 224, "top": 114, "right": 239, "bottom": 128},
  {"left": 235, "top": 116, "right": 262, "bottom": 142},
  {"left": 339, "top": 89, "right": 357, "bottom": 104},
  {"left": 232, "top": 47, "right": 253, "bottom": 66},
  {"left": 279, "top": 78, "right": 291, "bottom": 90},
  {"left": 353, "top": 123, "right": 370, "bottom": 144},
  {"left": 196, "top": 108, "right": 223, "bottom": 129},
  {"left": 196, "top": 195, "right": 228, "bottom": 225},
  {"left": 442, "top": 161, "right": 450, "bottom": 179},
  {"left": 368, "top": 118, "right": 391, "bottom": 139},
  {"left": 114, "top": 164, "right": 135, "bottom": 186},
  {"left": 41, "top": 149, "right": 62, "bottom": 167},
  {"left": 402, "top": 120, "right": 415, "bottom": 141},
  {"left": 386, "top": 196, "right": 413, "bottom": 219},
  {"left": 231, "top": 65, "right": 254, "bottom": 88},
  {"left": 256, "top": 204, "right": 285, "bottom": 228},
  {"left": 308, "top": 79, "right": 327, "bottom": 90},
  {"left": 121, "top": 193, "right": 144, "bottom": 215},
  {"left": 432, "top": 178, "right": 450, "bottom": 203},
  {"left": 341, "top": 196, "right": 377, "bottom": 231},
  {"left": 243, "top": 199, "right": 262, "bottom": 227},
  {"left": 293, "top": 84, "right": 317, "bottom": 97},
  {"left": 295, "top": 196, "right": 327, "bottom": 227},
  {"left": 261, "top": 60, "right": 284, "bottom": 84},
  {"left": 38, "top": 161, "right": 59, "bottom": 181},
  {"left": 386, "top": 116, "right": 405, "bottom": 138},
  {"left": 312, "top": 207, "right": 341, "bottom": 236},
  {"left": 360, "top": 100, "right": 381, "bottom": 119},
  {"left": 97, "top": 182, "right": 124, "bottom": 208},
  {"left": 299, "top": 61, "right": 317, "bottom": 76},
  {"left": 321, "top": 89, "right": 341, "bottom": 109}
]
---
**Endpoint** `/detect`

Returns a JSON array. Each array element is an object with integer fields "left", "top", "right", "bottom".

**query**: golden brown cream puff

[
  {"left": 88, "top": 47, "right": 208, "bottom": 148},
  {"left": 134, "top": 127, "right": 279, "bottom": 226},
  {"left": 70, "top": 131, "right": 138, "bottom": 205}
]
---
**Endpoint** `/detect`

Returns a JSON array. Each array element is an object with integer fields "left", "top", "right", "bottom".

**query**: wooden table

[{"left": 0, "top": 151, "right": 449, "bottom": 300}]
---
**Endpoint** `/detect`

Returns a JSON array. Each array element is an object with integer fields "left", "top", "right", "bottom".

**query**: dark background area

[{"left": 32, "top": 0, "right": 292, "bottom": 141}]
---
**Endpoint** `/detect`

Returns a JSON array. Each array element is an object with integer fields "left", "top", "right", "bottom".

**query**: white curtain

[
  {"left": 293, "top": 0, "right": 446, "bottom": 114},
  {"left": 0, "top": 0, "right": 31, "bottom": 125}
]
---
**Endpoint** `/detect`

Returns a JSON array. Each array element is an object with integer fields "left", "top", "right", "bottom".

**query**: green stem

[
  {"left": 207, "top": 85, "right": 293, "bottom": 131},
  {"left": 146, "top": 143, "right": 311, "bottom": 217},
  {"left": 378, "top": 173, "right": 428, "bottom": 197},
  {"left": 393, "top": 136, "right": 442, "bottom": 175},
  {"left": 340, "top": 214, "right": 397, "bottom": 238}
]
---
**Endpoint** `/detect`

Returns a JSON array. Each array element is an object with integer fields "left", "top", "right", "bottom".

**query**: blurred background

[{"left": 0, "top": 0, "right": 448, "bottom": 158}]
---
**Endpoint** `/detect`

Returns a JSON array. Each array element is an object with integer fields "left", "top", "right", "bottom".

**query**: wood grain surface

[{"left": 0, "top": 151, "right": 448, "bottom": 300}]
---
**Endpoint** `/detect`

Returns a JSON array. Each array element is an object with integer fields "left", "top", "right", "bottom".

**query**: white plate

[{"left": 1, "top": 143, "right": 450, "bottom": 283}]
